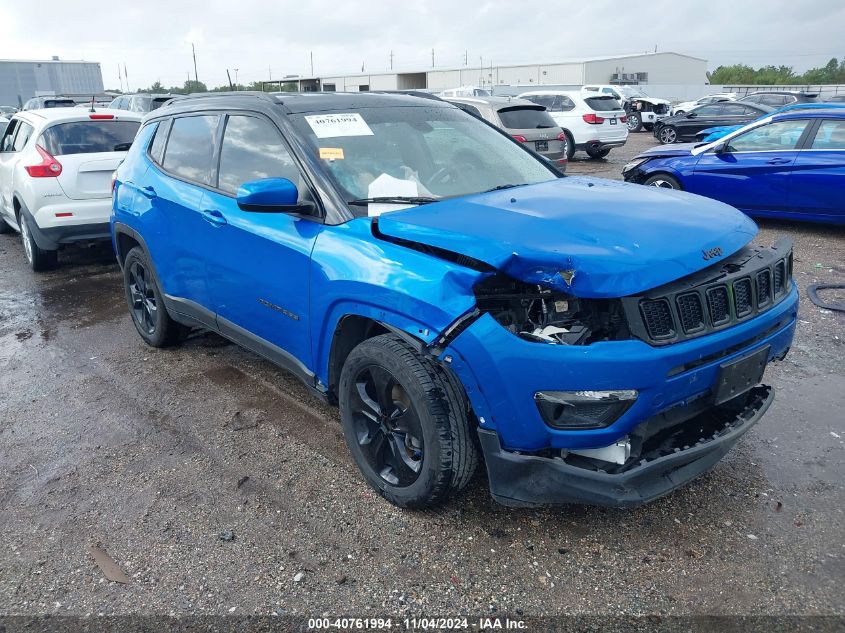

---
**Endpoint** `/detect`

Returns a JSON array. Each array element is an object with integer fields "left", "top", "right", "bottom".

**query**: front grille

[
  {"left": 773, "top": 260, "right": 785, "bottom": 296},
  {"left": 756, "top": 270, "right": 771, "bottom": 307},
  {"left": 676, "top": 293, "right": 705, "bottom": 333},
  {"left": 733, "top": 278, "right": 753, "bottom": 318},
  {"left": 622, "top": 239, "right": 794, "bottom": 346},
  {"left": 640, "top": 299, "right": 674, "bottom": 339},
  {"left": 707, "top": 286, "right": 731, "bottom": 325}
]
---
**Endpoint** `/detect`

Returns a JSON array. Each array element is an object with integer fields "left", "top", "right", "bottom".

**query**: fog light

[{"left": 534, "top": 390, "right": 638, "bottom": 430}]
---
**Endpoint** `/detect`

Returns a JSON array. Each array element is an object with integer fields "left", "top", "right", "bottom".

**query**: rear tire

[
  {"left": 643, "top": 173, "right": 682, "bottom": 190},
  {"left": 122, "top": 246, "right": 187, "bottom": 347},
  {"left": 626, "top": 112, "right": 643, "bottom": 132},
  {"left": 0, "top": 215, "right": 12, "bottom": 234},
  {"left": 339, "top": 334, "right": 478, "bottom": 508},
  {"left": 586, "top": 147, "right": 611, "bottom": 160},
  {"left": 19, "top": 214, "right": 58, "bottom": 271},
  {"left": 563, "top": 131, "right": 575, "bottom": 160}
]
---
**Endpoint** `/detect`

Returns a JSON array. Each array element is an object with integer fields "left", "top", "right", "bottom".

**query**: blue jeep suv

[{"left": 111, "top": 92, "right": 798, "bottom": 508}]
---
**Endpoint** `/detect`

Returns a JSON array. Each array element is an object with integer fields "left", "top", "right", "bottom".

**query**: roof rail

[{"left": 163, "top": 91, "right": 281, "bottom": 106}]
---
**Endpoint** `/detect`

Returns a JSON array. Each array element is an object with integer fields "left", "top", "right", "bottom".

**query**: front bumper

[{"left": 479, "top": 385, "right": 773, "bottom": 507}]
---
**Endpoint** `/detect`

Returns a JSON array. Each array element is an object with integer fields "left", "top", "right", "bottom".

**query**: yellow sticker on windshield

[{"left": 319, "top": 147, "right": 345, "bottom": 160}]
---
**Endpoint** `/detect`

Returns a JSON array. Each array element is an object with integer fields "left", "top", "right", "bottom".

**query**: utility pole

[
  {"left": 191, "top": 43, "right": 198, "bottom": 82},
  {"left": 431, "top": 48, "right": 435, "bottom": 68},
  {"left": 118, "top": 65, "right": 123, "bottom": 92},
  {"left": 479, "top": 56, "right": 483, "bottom": 87},
  {"left": 310, "top": 51, "right": 314, "bottom": 76},
  {"left": 124, "top": 63, "right": 129, "bottom": 92},
  {"left": 389, "top": 50, "right": 394, "bottom": 70},
  {"left": 464, "top": 51, "right": 468, "bottom": 66}
]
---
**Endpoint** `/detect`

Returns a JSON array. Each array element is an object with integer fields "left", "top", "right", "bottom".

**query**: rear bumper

[
  {"left": 576, "top": 139, "right": 627, "bottom": 152},
  {"left": 25, "top": 197, "right": 113, "bottom": 249},
  {"left": 479, "top": 385, "right": 773, "bottom": 507}
]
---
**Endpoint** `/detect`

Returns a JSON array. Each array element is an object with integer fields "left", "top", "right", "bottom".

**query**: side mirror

[
  {"left": 714, "top": 142, "right": 728, "bottom": 154},
  {"left": 687, "top": 112, "right": 697, "bottom": 118},
  {"left": 236, "top": 178, "right": 315, "bottom": 214}
]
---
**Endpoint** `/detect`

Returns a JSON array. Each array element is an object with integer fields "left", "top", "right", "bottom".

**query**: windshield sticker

[
  {"left": 319, "top": 147, "right": 345, "bottom": 160},
  {"left": 367, "top": 173, "right": 418, "bottom": 217},
  {"left": 305, "top": 113, "right": 373, "bottom": 139}
]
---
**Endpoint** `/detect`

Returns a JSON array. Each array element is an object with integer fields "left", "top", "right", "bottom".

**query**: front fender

[
  {"left": 309, "top": 218, "right": 485, "bottom": 385},
  {"left": 637, "top": 156, "right": 699, "bottom": 186}
]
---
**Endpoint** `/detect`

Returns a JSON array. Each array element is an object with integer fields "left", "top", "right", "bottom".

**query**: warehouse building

[
  {"left": 0, "top": 58, "right": 104, "bottom": 108},
  {"left": 279, "top": 52, "right": 707, "bottom": 93}
]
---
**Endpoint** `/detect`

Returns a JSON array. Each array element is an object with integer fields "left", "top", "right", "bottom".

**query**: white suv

[
  {"left": 0, "top": 108, "right": 141, "bottom": 270},
  {"left": 518, "top": 90, "right": 628, "bottom": 159}
]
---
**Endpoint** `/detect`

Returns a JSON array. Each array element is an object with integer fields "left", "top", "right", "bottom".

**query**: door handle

[
  {"left": 139, "top": 185, "right": 157, "bottom": 199},
  {"left": 200, "top": 208, "right": 227, "bottom": 226},
  {"left": 766, "top": 157, "right": 791, "bottom": 165}
]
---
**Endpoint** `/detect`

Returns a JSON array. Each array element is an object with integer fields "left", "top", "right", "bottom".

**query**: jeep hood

[{"left": 375, "top": 177, "right": 758, "bottom": 298}]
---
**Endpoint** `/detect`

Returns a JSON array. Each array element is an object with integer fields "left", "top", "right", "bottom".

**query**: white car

[
  {"left": 518, "top": 90, "right": 628, "bottom": 159},
  {"left": 582, "top": 85, "right": 672, "bottom": 132},
  {"left": 0, "top": 108, "right": 142, "bottom": 270},
  {"left": 671, "top": 93, "right": 737, "bottom": 116}
]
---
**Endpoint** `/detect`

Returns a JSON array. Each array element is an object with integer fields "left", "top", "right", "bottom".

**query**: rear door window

[
  {"left": 13, "top": 122, "right": 34, "bottom": 151},
  {"left": 217, "top": 114, "right": 301, "bottom": 195},
  {"left": 162, "top": 115, "right": 220, "bottom": 186},
  {"left": 584, "top": 96, "right": 622, "bottom": 112},
  {"left": 40, "top": 120, "right": 141, "bottom": 156},
  {"left": 497, "top": 107, "right": 556, "bottom": 129},
  {"left": 810, "top": 120, "right": 845, "bottom": 150}
]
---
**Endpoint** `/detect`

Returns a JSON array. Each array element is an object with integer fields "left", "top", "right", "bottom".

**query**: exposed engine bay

[
  {"left": 473, "top": 275, "right": 629, "bottom": 345},
  {"left": 626, "top": 99, "right": 670, "bottom": 116}
]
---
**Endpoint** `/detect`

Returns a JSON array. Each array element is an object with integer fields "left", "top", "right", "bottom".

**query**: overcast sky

[{"left": 1, "top": 0, "right": 842, "bottom": 89}]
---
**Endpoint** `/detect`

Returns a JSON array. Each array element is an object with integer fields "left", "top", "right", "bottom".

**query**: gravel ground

[{"left": 0, "top": 132, "right": 843, "bottom": 629}]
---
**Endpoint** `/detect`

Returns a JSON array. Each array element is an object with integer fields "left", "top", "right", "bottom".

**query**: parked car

[
  {"left": 110, "top": 92, "right": 797, "bottom": 509},
  {"left": 445, "top": 96, "right": 567, "bottom": 169},
  {"left": 21, "top": 96, "right": 76, "bottom": 110},
  {"left": 737, "top": 91, "right": 818, "bottom": 107},
  {"left": 672, "top": 93, "right": 736, "bottom": 116},
  {"left": 518, "top": 90, "right": 627, "bottom": 159},
  {"left": 0, "top": 106, "right": 18, "bottom": 116},
  {"left": 0, "top": 108, "right": 142, "bottom": 269},
  {"left": 827, "top": 95, "right": 845, "bottom": 103},
  {"left": 0, "top": 116, "right": 8, "bottom": 138},
  {"left": 653, "top": 102, "right": 773, "bottom": 144},
  {"left": 108, "top": 93, "right": 174, "bottom": 113},
  {"left": 623, "top": 108, "right": 845, "bottom": 224},
  {"left": 694, "top": 102, "right": 845, "bottom": 143},
  {"left": 439, "top": 86, "right": 491, "bottom": 98},
  {"left": 582, "top": 85, "right": 672, "bottom": 132}
]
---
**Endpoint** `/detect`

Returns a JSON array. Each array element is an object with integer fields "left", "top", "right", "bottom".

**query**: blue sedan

[{"left": 622, "top": 108, "right": 845, "bottom": 225}]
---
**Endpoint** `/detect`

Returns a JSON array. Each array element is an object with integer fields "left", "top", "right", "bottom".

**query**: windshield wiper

[
  {"left": 483, "top": 184, "right": 521, "bottom": 193},
  {"left": 347, "top": 196, "right": 439, "bottom": 207}
]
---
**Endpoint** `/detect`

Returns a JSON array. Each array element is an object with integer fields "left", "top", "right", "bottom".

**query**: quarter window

[
  {"left": 149, "top": 119, "right": 170, "bottom": 164},
  {"left": 162, "top": 115, "right": 219, "bottom": 186},
  {"left": 0, "top": 119, "right": 19, "bottom": 151},
  {"left": 810, "top": 120, "right": 845, "bottom": 150},
  {"left": 726, "top": 120, "right": 809, "bottom": 152},
  {"left": 217, "top": 115, "right": 300, "bottom": 195}
]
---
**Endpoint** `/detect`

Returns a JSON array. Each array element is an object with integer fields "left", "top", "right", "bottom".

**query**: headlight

[
  {"left": 622, "top": 157, "right": 649, "bottom": 173},
  {"left": 534, "top": 390, "right": 638, "bottom": 430}
]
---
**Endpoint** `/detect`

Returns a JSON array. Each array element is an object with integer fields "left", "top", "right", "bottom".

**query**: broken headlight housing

[
  {"left": 535, "top": 390, "right": 638, "bottom": 430},
  {"left": 473, "top": 274, "right": 630, "bottom": 346}
]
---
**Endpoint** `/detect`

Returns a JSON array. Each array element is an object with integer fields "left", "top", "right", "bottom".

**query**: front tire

[
  {"left": 658, "top": 125, "right": 678, "bottom": 144},
  {"left": 339, "top": 334, "right": 478, "bottom": 508},
  {"left": 586, "top": 147, "right": 611, "bottom": 160},
  {"left": 19, "top": 214, "right": 57, "bottom": 271},
  {"left": 626, "top": 112, "right": 643, "bottom": 132},
  {"left": 643, "top": 173, "right": 682, "bottom": 190},
  {"left": 122, "top": 246, "right": 187, "bottom": 347}
]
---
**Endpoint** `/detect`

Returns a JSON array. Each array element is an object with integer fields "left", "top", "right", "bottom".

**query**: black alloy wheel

[{"left": 350, "top": 364, "right": 425, "bottom": 487}]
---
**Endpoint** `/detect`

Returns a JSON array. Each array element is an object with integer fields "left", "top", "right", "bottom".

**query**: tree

[{"left": 709, "top": 58, "right": 845, "bottom": 85}]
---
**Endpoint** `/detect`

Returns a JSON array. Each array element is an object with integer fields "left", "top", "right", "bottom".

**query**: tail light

[
  {"left": 619, "top": 115, "right": 628, "bottom": 123},
  {"left": 25, "top": 145, "right": 62, "bottom": 178},
  {"left": 582, "top": 113, "right": 605, "bottom": 124},
  {"left": 111, "top": 171, "right": 118, "bottom": 194},
  {"left": 557, "top": 132, "right": 567, "bottom": 141},
  {"left": 89, "top": 113, "right": 114, "bottom": 120},
  {"left": 511, "top": 134, "right": 527, "bottom": 143}
]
